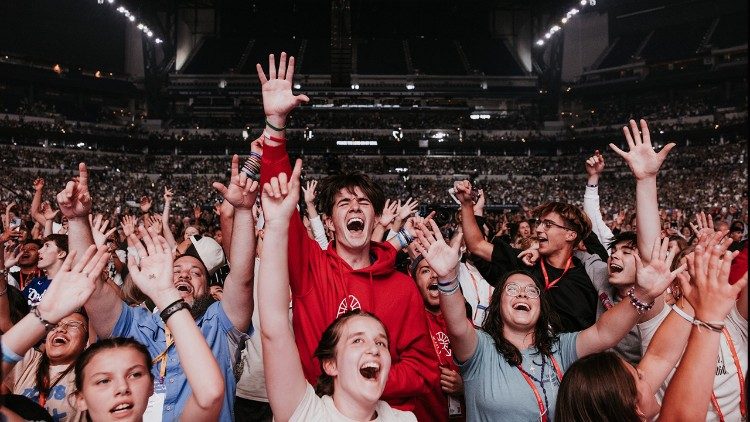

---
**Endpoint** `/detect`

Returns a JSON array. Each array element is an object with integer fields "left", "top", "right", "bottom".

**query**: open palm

[
  {"left": 256, "top": 52, "right": 309, "bottom": 118},
  {"left": 261, "top": 159, "right": 302, "bottom": 226},
  {"left": 634, "top": 237, "right": 685, "bottom": 299},
  {"left": 415, "top": 219, "right": 462, "bottom": 279},
  {"left": 609, "top": 119, "right": 675, "bottom": 180}
]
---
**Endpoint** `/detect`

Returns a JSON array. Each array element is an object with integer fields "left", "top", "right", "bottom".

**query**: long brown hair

[
  {"left": 313, "top": 309, "right": 389, "bottom": 397},
  {"left": 555, "top": 352, "right": 641, "bottom": 422},
  {"left": 481, "top": 270, "right": 559, "bottom": 366},
  {"left": 73, "top": 337, "right": 153, "bottom": 393}
]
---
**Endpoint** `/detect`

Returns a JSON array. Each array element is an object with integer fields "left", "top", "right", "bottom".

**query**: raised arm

[
  {"left": 416, "top": 220, "right": 478, "bottom": 362},
  {"left": 302, "top": 179, "right": 330, "bottom": 249},
  {"left": 57, "top": 163, "right": 123, "bottom": 337},
  {"left": 610, "top": 119, "right": 675, "bottom": 264},
  {"left": 126, "top": 229, "right": 223, "bottom": 421},
  {"left": 454, "top": 181, "right": 494, "bottom": 262},
  {"left": 212, "top": 154, "right": 259, "bottom": 332},
  {"left": 1, "top": 246, "right": 108, "bottom": 377},
  {"left": 583, "top": 151, "right": 614, "bottom": 245},
  {"left": 29, "top": 178, "right": 46, "bottom": 227},
  {"left": 258, "top": 159, "right": 308, "bottom": 422},
  {"left": 659, "top": 243, "right": 747, "bottom": 421},
  {"left": 576, "top": 237, "right": 684, "bottom": 357},
  {"left": 161, "top": 187, "right": 177, "bottom": 251}
]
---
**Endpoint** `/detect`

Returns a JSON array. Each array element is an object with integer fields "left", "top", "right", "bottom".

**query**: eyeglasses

[
  {"left": 504, "top": 283, "right": 541, "bottom": 299},
  {"left": 538, "top": 219, "right": 574, "bottom": 232},
  {"left": 54, "top": 320, "right": 87, "bottom": 332}
]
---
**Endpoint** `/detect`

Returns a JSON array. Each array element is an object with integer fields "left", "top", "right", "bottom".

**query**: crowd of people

[{"left": 0, "top": 53, "right": 747, "bottom": 422}]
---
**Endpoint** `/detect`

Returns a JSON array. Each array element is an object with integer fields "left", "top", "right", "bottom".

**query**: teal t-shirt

[{"left": 458, "top": 330, "right": 579, "bottom": 422}]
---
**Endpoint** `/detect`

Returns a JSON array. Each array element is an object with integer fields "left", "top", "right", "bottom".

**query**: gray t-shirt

[
  {"left": 577, "top": 250, "right": 642, "bottom": 365},
  {"left": 458, "top": 330, "right": 579, "bottom": 422}
]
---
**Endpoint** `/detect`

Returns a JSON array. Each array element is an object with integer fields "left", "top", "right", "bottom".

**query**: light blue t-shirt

[
  {"left": 112, "top": 301, "right": 252, "bottom": 422},
  {"left": 459, "top": 330, "right": 579, "bottom": 422}
]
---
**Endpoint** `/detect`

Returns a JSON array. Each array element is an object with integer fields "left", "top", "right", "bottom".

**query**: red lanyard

[
  {"left": 710, "top": 328, "right": 746, "bottom": 422},
  {"left": 517, "top": 356, "right": 563, "bottom": 422},
  {"left": 539, "top": 257, "right": 572, "bottom": 290}
]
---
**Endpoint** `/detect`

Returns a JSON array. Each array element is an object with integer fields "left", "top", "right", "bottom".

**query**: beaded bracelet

[
  {"left": 32, "top": 306, "right": 56, "bottom": 332},
  {"left": 626, "top": 287, "right": 654, "bottom": 315}
]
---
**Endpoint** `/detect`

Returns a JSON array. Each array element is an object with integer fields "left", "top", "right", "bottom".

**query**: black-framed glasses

[
  {"left": 539, "top": 219, "right": 574, "bottom": 232},
  {"left": 504, "top": 283, "right": 541, "bottom": 299}
]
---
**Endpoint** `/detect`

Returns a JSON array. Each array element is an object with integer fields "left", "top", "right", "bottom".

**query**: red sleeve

[
  {"left": 260, "top": 138, "right": 313, "bottom": 295},
  {"left": 382, "top": 287, "right": 440, "bottom": 404}
]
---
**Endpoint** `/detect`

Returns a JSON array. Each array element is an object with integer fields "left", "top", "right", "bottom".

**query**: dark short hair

[
  {"left": 44, "top": 234, "right": 69, "bottom": 254},
  {"left": 22, "top": 239, "right": 43, "bottom": 249},
  {"left": 533, "top": 202, "right": 592, "bottom": 243},
  {"left": 315, "top": 173, "right": 386, "bottom": 217},
  {"left": 607, "top": 231, "right": 637, "bottom": 251}
]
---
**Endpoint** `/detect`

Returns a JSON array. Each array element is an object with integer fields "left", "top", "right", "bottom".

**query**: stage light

[
  {"left": 405, "top": 83, "right": 415, "bottom": 90},
  {"left": 561, "top": 17, "right": 568, "bottom": 24},
  {"left": 137, "top": 23, "right": 144, "bottom": 29},
  {"left": 146, "top": 31, "right": 153, "bottom": 37},
  {"left": 155, "top": 38, "right": 163, "bottom": 44},
  {"left": 95, "top": 70, "right": 102, "bottom": 78},
  {"left": 544, "top": 33, "right": 551, "bottom": 39},
  {"left": 536, "top": 39, "right": 545, "bottom": 46},
  {"left": 129, "top": 15, "right": 135, "bottom": 21},
  {"left": 107, "top": 0, "right": 114, "bottom": 3},
  {"left": 293, "top": 83, "right": 301, "bottom": 89},
  {"left": 580, "top": 0, "right": 587, "bottom": 5},
  {"left": 98, "top": 0, "right": 104, "bottom": 5}
]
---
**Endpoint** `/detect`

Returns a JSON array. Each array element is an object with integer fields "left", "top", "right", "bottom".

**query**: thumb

[
  {"left": 212, "top": 182, "right": 229, "bottom": 197},
  {"left": 296, "top": 94, "right": 310, "bottom": 104},
  {"left": 451, "top": 232, "right": 464, "bottom": 253},
  {"left": 657, "top": 143, "right": 676, "bottom": 160}
]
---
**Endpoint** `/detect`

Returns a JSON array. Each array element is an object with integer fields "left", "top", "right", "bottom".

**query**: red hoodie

[{"left": 260, "top": 139, "right": 438, "bottom": 412}]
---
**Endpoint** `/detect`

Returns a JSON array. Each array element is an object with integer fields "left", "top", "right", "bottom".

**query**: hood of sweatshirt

[{"left": 325, "top": 240, "right": 399, "bottom": 277}]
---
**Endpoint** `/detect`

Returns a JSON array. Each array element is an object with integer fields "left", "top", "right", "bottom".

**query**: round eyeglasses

[{"left": 504, "top": 283, "right": 541, "bottom": 299}]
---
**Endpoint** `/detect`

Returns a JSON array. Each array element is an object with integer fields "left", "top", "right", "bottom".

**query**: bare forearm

[
  {"left": 659, "top": 328, "right": 721, "bottom": 421},
  {"left": 68, "top": 218, "right": 95, "bottom": 263},
  {"left": 161, "top": 202, "right": 177, "bottom": 250},
  {"left": 439, "top": 276, "right": 477, "bottom": 362},
  {"left": 1, "top": 314, "right": 47, "bottom": 375},
  {"left": 258, "top": 222, "right": 293, "bottom": 339},
  {"left": 640, "top": 307, "right": 692, "bottom": 392},
  {"left": 83, "top": 280, "right": 123, "bottom": 338},
  {"left": 578, "top": 296, "right": 640, "bottom": 357},
  {"left": 219, "top": 201, "right": 235, "bottom": 256},
  {"left": 222, "top": 208, "right": 255, "bottom": 331},
  {"left": 635, "top": 178, "right": 660, "bottom": 264}
]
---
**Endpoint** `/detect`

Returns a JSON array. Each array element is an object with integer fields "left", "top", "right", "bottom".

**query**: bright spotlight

[
  {"left": 146, "top": 31, "right": 153, "bottom": 37},
  {"left": 580, "top": 0, "right": 587, "bottom": 5},
  {"left": 155, "top": 38, "right": 163, "bottom": 44},
  {"left": 107, "top": 0, "right": 114, "bottom": 3},
  {"left": 536, "top": 39, "right": 545, "bottom": 46},
  {"left": 405, "top": 83, "right": 415, "bottom": 90},
  {"left": 544, "top": 33, "right": 552, "bottom": 39},
  {"left": 561, "top": 17, "right": 568, "bottom": 24},
  {"left": 128, "top": 15, "right": 135, "bottom": 21},
  {"left": 293, "top": 83, "right": 301, "bottom": 89}
]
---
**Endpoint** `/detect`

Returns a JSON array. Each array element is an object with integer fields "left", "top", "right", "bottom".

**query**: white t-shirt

[
  {"left": 290, "top": 384, "right": 416, "bottom": 422},
  {"left": 638, "top": 304, "right": 748, "bottom": 422},
  {"left": 458, "top": 261, "right": 494, "bottom": 327}
]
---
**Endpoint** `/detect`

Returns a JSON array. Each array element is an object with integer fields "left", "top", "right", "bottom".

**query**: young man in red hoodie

[{"left": 256, "top": 52, "right": 437, "bottom": 414}]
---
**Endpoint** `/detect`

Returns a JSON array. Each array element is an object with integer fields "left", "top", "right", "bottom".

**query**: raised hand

[
  {"left": 120, "top": 214, "right": 136, "bottom": 237},
  {"left": 56, "top": 163, "right": 92, "bottom": 218},
  {"left": 452, "top": 180, "right": 474, "bottom": 206},
  {"left": 682, "top": 240, "right": 745, "bottom": 322},
  {"left": 256, "top": 52, "right": 310, "bottom": 122},
  {"left": 213, "top": 155, "right": 260, "bottom": 210},
  {"left": 41, "top": 201, "right": 59, "bottom": 221},
  {"left": 3, "top": 244, "right": 21, "bottom": 269},
  {"left": 36, "top": 245, "right": 110, "bottom": 323},
  {"left": 261, "top": 159, "right": 302, "bottom": 226},
  {"left": 126, "top": 227, "right": 175, "bottom": 301},
  {"left": 609, "top": 119, "right": 675, "bottom": 180},
  {"left": 193, "top": 205, "right": 202, "bottom": 220},
  {"left": 163, "top": 187, "right": 174, "bottom": 203},
  {"left": 398, "top": 197, "right": 420, "bottom": 220},
  {"left": 472, "top": 189, "right": 486, "bottom": 214},
  {"left": 378, "top": 199, "right": 399, "bottom": 227},
  {"left": 302, "top": 180, "right": 318, "bottom": 205},
  {"left": 414, "top": 219, "right": 462, "bottom": 280},
  {"left": 146, "top": 215, "right": 163, "bottom": 235},
  {"left": 689, "top": 211, "right": 716, "bottom": 238},
  {"left": 89, "top": 214, "right": 116, "bottom": 247},
  {"left": 585, "top": 150, "right": 605, "bottom": 177},
  {"left": 33, "top": 178, "right": 45, "bottom": 191},
  {"left": 634, "top": 237, "right": 686, "bottom": 300}
]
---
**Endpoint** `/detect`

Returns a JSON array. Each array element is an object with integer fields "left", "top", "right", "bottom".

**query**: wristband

[
  {"left": 438, "top": 282, "right": 460, "bottom": 296},
  {"left": 1, "top": 340, "right": 23, "bottom": 364},
  {"left": 670, "top": 304, "right": 694, "bottom": 324},
  {"left": 159, "top": 299, "right": 191, "bottom": 323},
  {"left": 395, "top": 232, "right": 409, "bottom": 249},
  {"left": 691, "top": 318, "right": 725, "bottom": 333},
  {"left": 32, "top": 306, "right": 56, "bottom": 332},
  {"left": 398, "top": 228, "right": 414, "bottom": 244},
  {"left": 265, "top": 119, "right": 286, "bottom": 131},
  {"left": 627, "top": 287, "right": 654, "bottom": 315}
]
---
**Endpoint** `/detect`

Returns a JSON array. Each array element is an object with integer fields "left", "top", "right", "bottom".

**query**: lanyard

[
  {"left": 38, "top": 364, "right": 74, "bottom": 407},
  {"left": 19, "top": 269, "right": 40, "bottom": 291},
  {"left": 710, "top": 328, "right": 746, "bottom": 422},
  {"left": 539, "top": 257, "right": 573, "bottom": 290},
  {"left": 152, "top": 327, "right": 174, "bottom": 382},
  {"left": 517, "top": 356, "right": 563, "bottom": 422}
]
